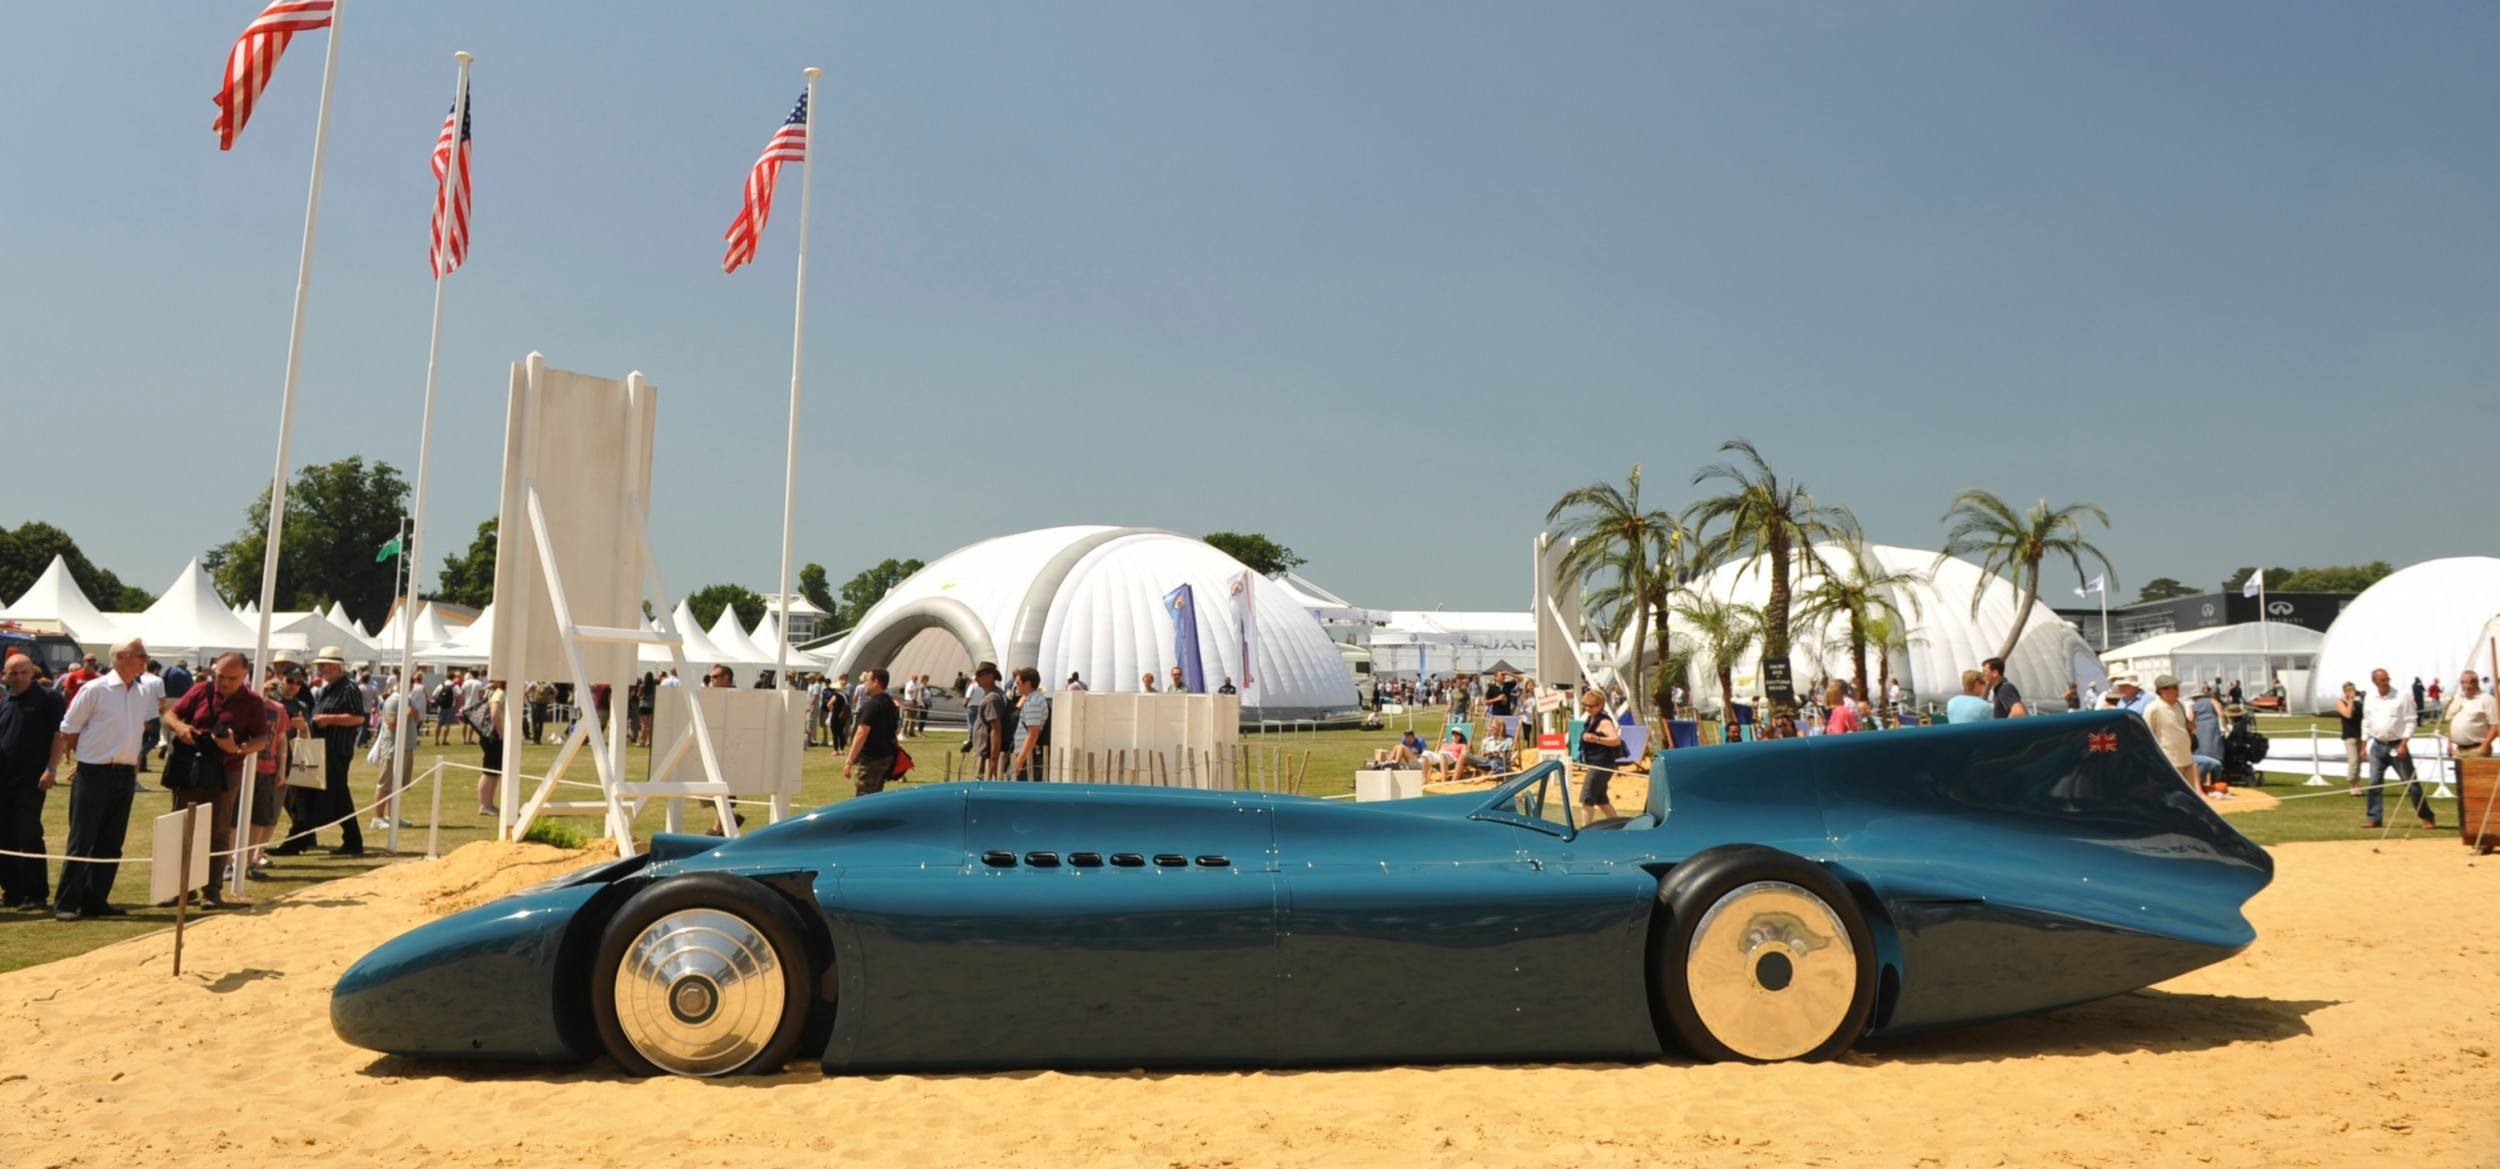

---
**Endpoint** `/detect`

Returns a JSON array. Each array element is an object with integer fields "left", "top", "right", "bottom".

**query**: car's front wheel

[
  {"left": 591, "top": 874, "right": 814, "bottom": 1077},
  {"left": 1650, "top": 845, "right": 1876, "bottom": 1062}
]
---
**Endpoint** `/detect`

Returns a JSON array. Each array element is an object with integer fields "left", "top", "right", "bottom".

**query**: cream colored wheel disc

[
  {"left": 612, "top": 908, "right": 787, "bottom": 1076},
  {"left": 1684, "top": 880, "right": 1857, "bottom": 1061}
]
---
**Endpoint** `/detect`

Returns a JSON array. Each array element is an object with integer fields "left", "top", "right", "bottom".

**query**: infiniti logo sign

[{"left": 2268, "top": 600, "right": 2294, "bottom": 617}]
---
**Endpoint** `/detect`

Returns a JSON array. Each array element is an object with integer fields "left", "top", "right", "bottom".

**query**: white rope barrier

[{"left": 0, "top": 764, "right": 451, "bottom": 866}]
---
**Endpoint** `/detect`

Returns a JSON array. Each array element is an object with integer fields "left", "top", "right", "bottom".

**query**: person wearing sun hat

[
  {"left": 305, "top": 646, "right": 366, "bottom": 857},
  {"left": 2144, "top": 674, "right": 2197, "bottom": 788}
]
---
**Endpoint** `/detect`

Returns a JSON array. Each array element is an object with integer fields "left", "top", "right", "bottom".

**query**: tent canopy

[
  {"left": 0, "top": 555, "right": 126, "bottom": 648},
  {"left": 117, "top": 559, "right": 259, "bottom": 656}
]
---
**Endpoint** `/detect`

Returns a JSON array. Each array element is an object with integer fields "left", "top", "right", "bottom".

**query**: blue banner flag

[{"left": 1163, "top": 584, "right": 1206, "bottom": 694}]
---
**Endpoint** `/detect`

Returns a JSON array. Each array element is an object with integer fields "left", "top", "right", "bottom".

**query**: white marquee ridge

[
  {"left": 705, "top": 607, "right": 776, "bottom": 670},
  {"left": 372, "top": 602, "right": 453, "bottom": 656},
  {"left": 2305, "top": 556, "right": 2500, "bottom": 712},
  {"left": 118, "top": 558, "right": 260, "bottom": 656},
  {"left": 0, "top": 554, "right": 126, "bottom": 648},
  {"left": 652, "top": 600, "right": 728, "bottom": 672},
  {"left": 750, "top": 611, "right": 829, "bottom": 672},
  {"left": 416, "top": 603, "right": 496, "bottom": 668}
]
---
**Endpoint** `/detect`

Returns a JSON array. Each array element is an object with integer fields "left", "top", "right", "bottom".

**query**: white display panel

[
  {"left": 652, "top": 686, "right": 806, "bottom": 799},
  {"left": 1050, "top": 691, "right": 1240, "bottom": 789}
]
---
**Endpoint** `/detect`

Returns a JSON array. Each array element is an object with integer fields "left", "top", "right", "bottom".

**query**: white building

[{"left": 2304, "top": 556, "right": 2500, "bottom": 713}]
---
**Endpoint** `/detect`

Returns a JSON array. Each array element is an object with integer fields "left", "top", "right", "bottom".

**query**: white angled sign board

[
  {"left": 490, "top": 361, "right": 655, "bottom": 687},
  {"left": 148, "top": 807, "right": 213, "bottom": 906},
  {"left": 652, "top": 686, "right": 806, "bottom": 798}
]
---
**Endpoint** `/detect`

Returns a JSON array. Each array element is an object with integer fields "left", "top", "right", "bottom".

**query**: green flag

[{"left": 375, "top": 534, "right": 403, "bottom": 563}]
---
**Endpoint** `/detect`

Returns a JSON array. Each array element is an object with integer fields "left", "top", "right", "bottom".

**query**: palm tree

[
  {"left": 1936, "top": 490, "right": 2116, "bottom": 662},
  {"left": 1548, "top": 465, "right": 1684, "bottom": 720},
  {"left": 1858, "top": 609, "right": 1926, "bottom": 718},
  {"left": 1670, "top": 591, "right": 1761, "bottom": 722},
  {"left": 1685, "top": 439, "right": 1860, "bottom": 717},
  {"left": 1791, "top": 551, "right": 1927, "bottom": 706}
]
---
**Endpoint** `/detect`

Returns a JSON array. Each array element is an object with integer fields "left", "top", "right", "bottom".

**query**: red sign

[{"left": 1537, "top": 733, "right": 1566, "bottom": 752}]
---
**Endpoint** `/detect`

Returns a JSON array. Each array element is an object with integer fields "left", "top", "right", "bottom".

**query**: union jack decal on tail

[{"left": 2087, "top": 730, "right": 2119, "bottom": 753}]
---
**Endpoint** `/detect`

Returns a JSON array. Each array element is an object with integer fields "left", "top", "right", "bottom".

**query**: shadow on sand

[{"left": 350, "top": 989, "right": 2334, "bottom": 1085}]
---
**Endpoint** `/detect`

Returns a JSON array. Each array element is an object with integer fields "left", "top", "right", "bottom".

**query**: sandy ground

[{"left": 2, "top": 837, "right": 2494, "bottom": 1169}]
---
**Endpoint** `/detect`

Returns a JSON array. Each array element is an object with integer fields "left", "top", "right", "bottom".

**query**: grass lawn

[{"left": 0, "top": 709, "right": 2446, "bottom": 974}]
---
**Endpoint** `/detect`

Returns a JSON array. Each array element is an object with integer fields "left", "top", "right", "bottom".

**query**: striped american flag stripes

[
  {"left": 213, "top": 0, "right": 335, "bottom": 151},
  {"left": 721, "top": 90, "right": 810, "bottom": 274},
  {"left": 430, "top": 88, "right": 473, "bottom": 278}
]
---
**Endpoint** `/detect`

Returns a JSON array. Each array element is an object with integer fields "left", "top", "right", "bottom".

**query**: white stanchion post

[
  {"left": 237, "top": 0, "right": 347, "bottom": 898},
  {"left": 2432, "top": 734, "right": 2456, "bottom": 800},
  {"left": 427, "top": 760, "right": 442, "bottom": 859},
  {"left": 2304, "top": 725, "right": 2330, "bottom": 786}
]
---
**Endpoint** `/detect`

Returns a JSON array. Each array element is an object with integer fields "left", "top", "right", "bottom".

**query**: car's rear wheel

[
  {"left": 592, "top": 874, "right": 813, "bottom": 1077},
  {"left": 1651, "top": 845, "right": 1875, "bottom": 1062}
]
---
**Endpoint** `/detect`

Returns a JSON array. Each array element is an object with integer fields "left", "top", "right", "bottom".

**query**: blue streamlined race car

[{"left": 332, "top": 710, "right": 2271, "bottom": 1077}]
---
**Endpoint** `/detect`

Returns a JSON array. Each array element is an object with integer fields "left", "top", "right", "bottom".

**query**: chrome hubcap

[
  {"left": 614, "top": 908, "right": 786, "bottom": 1076},
  {"left": 1685, "top": 880, "right": 1856, "bottom": 1060}
]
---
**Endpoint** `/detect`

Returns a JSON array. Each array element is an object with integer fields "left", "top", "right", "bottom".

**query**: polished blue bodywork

[{"left": 333, "top": 711, "right": 2271, "bottom": 1070}]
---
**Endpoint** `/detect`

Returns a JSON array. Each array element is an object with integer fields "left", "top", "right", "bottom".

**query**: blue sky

[{"left": 4, "top": 2, "right": 2493, "bottom": 615}]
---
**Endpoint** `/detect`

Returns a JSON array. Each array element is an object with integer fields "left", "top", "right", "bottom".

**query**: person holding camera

[{"left": 158, "top": 651, "right": 270, "bottom": 904}]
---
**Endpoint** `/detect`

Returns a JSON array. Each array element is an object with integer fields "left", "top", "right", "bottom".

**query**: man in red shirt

[
  {"left": 159, "top": 652, "right": 271, "bottom": 904},
  {"left": 58, "top": 655, "right": 100, "bottom": 703}
]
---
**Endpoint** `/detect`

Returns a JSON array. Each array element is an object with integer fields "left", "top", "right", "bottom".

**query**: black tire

[
  {"left": 1649, "top": 844, "right": 1876, "bottom": 1063},
  {"left": 591, "top": 873, "right": 815, "bottom": 1077}
]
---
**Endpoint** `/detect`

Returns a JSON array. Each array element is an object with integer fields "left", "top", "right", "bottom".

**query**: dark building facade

[{"left": 2054, "top": 591, "right": 2356, "bottom": 653}]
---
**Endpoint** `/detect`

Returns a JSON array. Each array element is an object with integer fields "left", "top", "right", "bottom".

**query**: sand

[{"left": 2, "top": 838, "right": 2494, "bottom": 1169}]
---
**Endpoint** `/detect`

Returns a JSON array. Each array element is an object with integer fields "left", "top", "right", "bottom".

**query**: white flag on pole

[
  {"left": 1230, "top": 570, "right": 1257, "bottom": 690},
  {"left": 2073, "top": 574, "right": 2105, "bottom": 599},
  {"left": 2241, "top": 569, "right": 2264, "bottom": 599}
]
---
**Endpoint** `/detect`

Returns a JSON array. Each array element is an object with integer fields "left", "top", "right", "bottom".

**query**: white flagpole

[
  {"left": 391, "top": 50, "right": 472, "bottom": 857},
  {"left": 2258, "top": 573, "right": 2271, "bottom": 692},
  {"left": 770, "top": 67, "right": 822, "bottom": 689},
  {"left": 237, "top": 0, "right": 345, "bottom": 896}
]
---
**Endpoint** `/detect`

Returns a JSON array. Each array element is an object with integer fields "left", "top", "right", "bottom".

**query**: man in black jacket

[{"left": 0, "top": 653, "right": 66, "bottom": 910}]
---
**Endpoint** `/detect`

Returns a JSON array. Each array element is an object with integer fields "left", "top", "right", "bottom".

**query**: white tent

[
  {"left": 834, "top": 525, "right": 1360, "bottom": 720},
  {"left": 2101, "top": 622, "right": 2321, "bottom": 693},
  {"left": 118, "top": 559, "right": 260, "bottom": 656},
  {"left": 1271, "top": 571, "right": 1388, "bottom": 626},
  {"left": 416, "top": 603, "right": 495, "bottom": 667},
  {"left": 2305, "top": 557, "right": 2500, "bottom": 713},
  {"left": 372, "top": 602, "right": 453, "bottom": 655},
  {"left": 0, "top": 555, "right": 127, "bottom": 648},
  {"left": 705, "top": 607, "right": 776, "bottom": 672},
  {"left": 1367, "top": 611, "right": 1536, "bottom": 678},
  {"left": 267, "top": 609, "right": 384, "bottom": 664},
  {"left": 750, "top": 611, "right": 831, "bottom": 673},
  {"left": 647, "top": 601, "right": 730, "bottom": 672}
]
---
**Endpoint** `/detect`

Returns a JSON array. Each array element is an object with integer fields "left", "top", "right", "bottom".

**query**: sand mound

[{"left": 3, "top": 839, "right": 2494, "bottom": 1168}]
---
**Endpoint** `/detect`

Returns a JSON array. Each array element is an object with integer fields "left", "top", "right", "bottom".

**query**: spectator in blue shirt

[
  {"left": 1945, "top": 670, "right": 1995, "bottom": 724},
  {"left": 1010, "top": 667, "right": 1051, "bottom": 782}
]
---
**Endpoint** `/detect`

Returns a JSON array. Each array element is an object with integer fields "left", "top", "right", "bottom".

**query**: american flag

[
  {"left": 430, "top": 86, "right": 473, "bottom": 278},
  {"left": 213, "top": 0, "right": 335, "bottom": 151},
  {"left": 721, "top": 90, "right": 810, "bottom": 274}
]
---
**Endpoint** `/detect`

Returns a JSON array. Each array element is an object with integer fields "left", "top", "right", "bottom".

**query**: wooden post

[{"left": 172, "top": 804, "right": 197, "bottom": 978}]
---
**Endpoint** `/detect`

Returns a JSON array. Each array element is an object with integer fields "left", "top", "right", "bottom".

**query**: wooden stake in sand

[{"left": 172, "top": 805, "right": 198, "bottom": 977}]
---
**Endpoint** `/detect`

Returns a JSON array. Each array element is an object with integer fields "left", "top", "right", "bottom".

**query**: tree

[
  {"left": 0, "top": 522, "right": 153, "bottom": 610},
  {"left": 434, "top": 518, "right": 499, "bottom": 609},
  {"left": 1685, "top": 439, "right": 1860, "bottom": 718},
  {"left": 1858, "top": 610, "right": 1925, "bottom": 713},
  {"left": 838, "top": 558, "right": 925, "bottom": 628},
  {"left": 2227, "top": 562, "right": 2394, "bottom": 594},
  {"left": 797, "top": 562, "right": 836, "bottom": 619},
  {"left": 1201, "top": 532, "right": 1306, "bottom": 578},
  {"left": 1671, "top": 591, "right": 1761, "bottom": 720},
  {"left": 1937, "top": 490, "right": 2115, "bottom": 662},
  {"left": 210, "top": 457, "right": 410, "bottom": 622},
  {"left": 686, "top": 583, "right": 767, "bottom": 632},
  {"left": 2135, "top": 576, "right": 2198, "bottom": 602},
  {"left": 1791, "top": 551, "right": 1927, "bottom": 706},
  {"left": 1547, "top": 465, "right": 1686, "bottom": 720}
]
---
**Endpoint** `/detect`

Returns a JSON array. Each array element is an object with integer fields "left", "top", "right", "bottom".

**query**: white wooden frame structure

[{"left": 494, "top": 354, "right": 737, "bottom": 857}]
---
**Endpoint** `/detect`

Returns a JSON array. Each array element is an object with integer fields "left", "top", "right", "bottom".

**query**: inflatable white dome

[
  {"left": 2304, "top": 556, "right": 2500, "bottom": 713},
  {"left": 1640, "top": 543, "right": 2104, "bottom": 712},
  {"left": 833, "top": 526, "right": 1360, "bottom": 720}
]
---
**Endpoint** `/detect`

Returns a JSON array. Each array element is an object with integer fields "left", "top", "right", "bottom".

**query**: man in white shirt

[
  {"left": 2362, "top": 668, "right": 2433, "bottom": 830},
  {"left": 48, "top": 639, "right": 169, "bottom": 920},
  {"left": 2442, "top": 671, "right": 2496, "bottom": 757}
]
